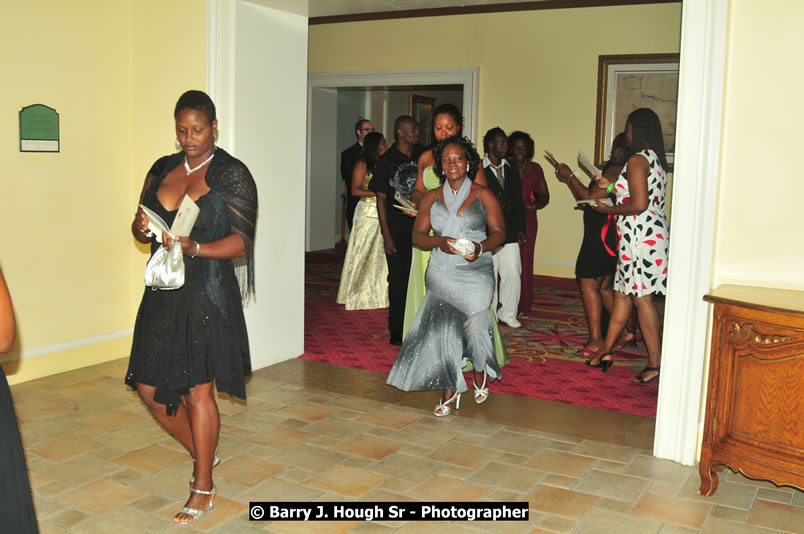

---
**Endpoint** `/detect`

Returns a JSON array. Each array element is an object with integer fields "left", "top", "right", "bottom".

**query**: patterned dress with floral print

[{"left": 613, "top": 149, "right": 669, "bottom": 296}]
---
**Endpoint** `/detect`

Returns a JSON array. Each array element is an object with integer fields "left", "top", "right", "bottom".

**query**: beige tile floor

[{"left": 8, "top": 357, "right": 803, "bottom": 533}]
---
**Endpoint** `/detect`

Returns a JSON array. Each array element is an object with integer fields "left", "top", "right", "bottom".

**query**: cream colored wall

[
  {"left": 693, "top": 0, "right": 804, "bottom": 459},
  {"left": 309, "top": 4, "right": 682, "bottom": 277},
  {"left": 712, "top": 0, "right": 803, "bottom": 290},
  {"left": 0, "top": 0, "right": 205, "bottom": 384}
]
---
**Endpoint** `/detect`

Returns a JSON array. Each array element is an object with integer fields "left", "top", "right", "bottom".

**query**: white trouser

[{"left": 491, "top": 242, "right": 522, "bottom": 323}]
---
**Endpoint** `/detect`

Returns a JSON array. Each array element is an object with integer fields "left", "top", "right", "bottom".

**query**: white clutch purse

[
  {"left": 144, "top": 240, "right": 185, "bottom": 290},
  {"left": 451, "top": 238, "right": 476, "bottom": 256}
]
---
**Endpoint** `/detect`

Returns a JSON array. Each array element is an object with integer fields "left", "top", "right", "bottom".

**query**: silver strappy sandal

[{"left": 174, "top": 485, "right": 216, "bottom": 524}]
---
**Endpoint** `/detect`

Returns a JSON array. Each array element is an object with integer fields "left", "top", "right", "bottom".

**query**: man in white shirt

[{"left": 482, "top": 127, "right": 526, "bottom": 328}]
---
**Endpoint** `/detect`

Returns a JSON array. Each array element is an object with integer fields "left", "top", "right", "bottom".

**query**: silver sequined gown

[{"left": 386, "top": 180, "right": 501, "bottom": 393}]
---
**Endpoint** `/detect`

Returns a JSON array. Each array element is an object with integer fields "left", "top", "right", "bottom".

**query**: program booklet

[
  {"left": 394, "top": 191, "right": 418, "bottom": 215},
  {"left": 576, "top": 198, "right": 613, "bottom": 208},
  {"left": 140, "top": 194, "right": 200, "bottom": 241},
  {"left": 543, "top": 149, "right": 560, "bottom": 168},
  {"left": 577, "top": 150, "right": 602, "bottom": 177}
]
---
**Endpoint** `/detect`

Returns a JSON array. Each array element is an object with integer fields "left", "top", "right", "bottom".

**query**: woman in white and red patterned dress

[{"left": 586, "top": 108, "right": 669, "bottom": 384}]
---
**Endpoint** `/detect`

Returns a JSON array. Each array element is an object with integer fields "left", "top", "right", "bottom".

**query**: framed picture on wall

[
  {"left": 410, "top": 94, "right": 436, "bottom": 146},
  {"left": 594, "top": 53, "right": 680, "bottom": 171}
]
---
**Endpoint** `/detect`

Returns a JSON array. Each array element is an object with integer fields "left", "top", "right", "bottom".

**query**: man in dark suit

[
  {"left": 340, "top": 118, "right": 374, "bottom": 230},
  {"left": 483, "top": 127, "right": 526, "bottom": 329}
]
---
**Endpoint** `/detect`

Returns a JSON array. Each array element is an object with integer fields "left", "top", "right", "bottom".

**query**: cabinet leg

[{"left": 699, "top": 462, "right": 721, "bottom": 496}]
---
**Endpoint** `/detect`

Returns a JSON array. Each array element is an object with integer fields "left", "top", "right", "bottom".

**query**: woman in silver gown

[{"left": 386, "top": 136, "right": 505, "bottom": 416}]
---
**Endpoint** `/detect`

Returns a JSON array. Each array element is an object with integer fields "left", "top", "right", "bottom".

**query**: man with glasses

[{"left": 341, "top": 118, "right": 375, "bottom": 230}]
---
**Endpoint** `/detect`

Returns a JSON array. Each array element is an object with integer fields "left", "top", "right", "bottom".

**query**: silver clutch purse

[{"left": 144, "top": 240, "right": 185, "bottom": 290}]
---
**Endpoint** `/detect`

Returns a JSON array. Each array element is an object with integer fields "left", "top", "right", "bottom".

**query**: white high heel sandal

[
  {"left": 473, "top": 370, "right": 489, "bottom": 404},
  {"left": 174, "top": 485, "right": 216, "bottom": 524},
  {"left": 434, "top": 391, "right": 461, "bottom": 417}
]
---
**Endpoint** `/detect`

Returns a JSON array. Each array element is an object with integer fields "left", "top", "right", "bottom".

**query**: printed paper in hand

[
  {"left": 140, "top": 194, "right": 200, "bottom": 240},
  {"left": 577, "top": 151, "right": 602, "bottom": 177},
  {"left": 576, "top": 198, "right": 613, "bottom": 207},
  {"left": 544, "top": 150, "right": 559, "bottom": 168},
  {"left": 394, "top": 191, "right": 418, "bottom": 214}
]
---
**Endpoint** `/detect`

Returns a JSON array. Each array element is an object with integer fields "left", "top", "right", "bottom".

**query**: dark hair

[
  {"left": 626, "top": 108, "right": 668, "bottom": 170},
  {"left": 432, "top": 136, "right": 481, "bottom": 184},
  {"left": 612, "top": 132, "right": 628, "bottom": 152},
  {"left": 603, "top": 132, "right": 629, "bottom": 172},
  {"left": 393, "top": 115, "right": 416, "bottom": 142},
  {"left": 358, "top": 132, "right": 385, "bottom": 174},
  {"left": 432, "top": 103, "right": 463, "bottom": 133},
  {"left": 483, "top": 126, "right": 506, "bottom": 153},
  {"left": 354, "top": 119, "right": 371, "bottom": 138},
  {"left": 174, "top": 90, "right": 216, "bottom": 123},
  {"left": 507, "top": 130, "right": 535, "bottom": 160}
]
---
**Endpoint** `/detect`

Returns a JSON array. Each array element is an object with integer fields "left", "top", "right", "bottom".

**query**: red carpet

[{"left": 301, "top": 250, "right": 658, "bottom": 417}]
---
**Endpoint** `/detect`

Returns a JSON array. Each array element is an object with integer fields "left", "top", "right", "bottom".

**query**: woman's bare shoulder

[{"left": 418, "top": 149, "right": 435, "bottom": 166}]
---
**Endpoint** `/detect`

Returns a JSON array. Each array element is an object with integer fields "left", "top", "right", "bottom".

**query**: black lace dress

[{"left": 125, "top": 150, "right": 257, "bottom": 415}]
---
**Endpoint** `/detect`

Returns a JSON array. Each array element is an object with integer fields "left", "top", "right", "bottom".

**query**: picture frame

[
  {"left": 594, "top": 53, "right": 680, "bottom": 171},
  {"left": 410, "top": 94, "right": 436, "bottom": 146}
]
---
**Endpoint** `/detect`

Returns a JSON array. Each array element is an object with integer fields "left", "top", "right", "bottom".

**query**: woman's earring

[
  {"left": 174, "top": 138, "right": 181, "bottom": 151},
  {"left": 466, "top": 165, "right": 470, "bottom": 172}
]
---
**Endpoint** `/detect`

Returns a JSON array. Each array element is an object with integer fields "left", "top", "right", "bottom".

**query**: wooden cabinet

[{"left": 700, "top": 285, "right": 804, "bottom": 495}]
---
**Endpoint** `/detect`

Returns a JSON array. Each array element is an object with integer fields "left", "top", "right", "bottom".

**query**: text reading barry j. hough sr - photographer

[{"left": 249, "top": 502, "right": 528, "bottom": 522}]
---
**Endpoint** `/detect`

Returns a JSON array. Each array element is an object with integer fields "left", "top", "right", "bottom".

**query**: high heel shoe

[
  {"left": 586, "top": 356, "right": 604, "bottom": 368},
  {"left": 632, "top": 366, "right": 660, "bottom": 383},
  {"left": 434, "top": 392, "right": 461, "bottom": 417},
  {"left": 600, "top": 354, "right": 614, "bottom": 373},
  {"left": 613, "top": 330, "right": 636, "bottom": 350},
  {"left": 174, "top": 484, "right": 216, "bottom": 524},
  {"left": 575, "top": 346, "right": 598, "bottom": 358},
  {"left": 473, "top": 370, "right": 489, "bottom": 404}
]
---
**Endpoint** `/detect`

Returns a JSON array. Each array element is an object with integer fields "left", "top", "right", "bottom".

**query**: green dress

[{"left": 403, "top": 166, "right": 510, "bottom": 370}]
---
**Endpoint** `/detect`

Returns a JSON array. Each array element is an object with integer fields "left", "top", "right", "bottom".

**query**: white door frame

[
  {"left": 653, "top": 0, "right": 728, "bottom": 465},
  {"left": 210, "top": 3, "right": 729, "bottom": 465}
]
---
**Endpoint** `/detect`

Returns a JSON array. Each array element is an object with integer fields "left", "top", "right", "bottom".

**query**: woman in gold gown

[{"left": 337, "top": 132, "right": 390, "bottom": 309}]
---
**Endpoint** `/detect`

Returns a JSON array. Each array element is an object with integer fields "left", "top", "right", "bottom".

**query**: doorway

[{"left": 306, "top": 69, "right": 479, "bottom": 252}]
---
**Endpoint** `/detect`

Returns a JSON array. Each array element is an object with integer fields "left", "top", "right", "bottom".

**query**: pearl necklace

[{"left": 184, "top": 151, "right": 215, "bottom": 175}]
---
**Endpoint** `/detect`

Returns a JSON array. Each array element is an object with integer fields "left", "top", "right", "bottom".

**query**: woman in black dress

[
  {"left": 127, "top": 90, "right": 257, "bottom": 525},
  {"left": 0, "top": 267, "right": 39, "bottom": 533},
  {"left": 554, "top": 134, "right": 628, "bottom": 356}
]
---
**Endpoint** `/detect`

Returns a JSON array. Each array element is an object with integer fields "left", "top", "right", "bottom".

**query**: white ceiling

[{"left": 260, "top": 0, "right": 564, "bottom": 18}]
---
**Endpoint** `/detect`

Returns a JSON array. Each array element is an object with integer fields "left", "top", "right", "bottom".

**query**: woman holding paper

[
  {"left": 387, "top": 136, "right": 505, "bottom": 416},
  {"left": 554, "top": 133, "right": 628, "bottom": 356},
  {"left": 128, "top": 90, "right": 257, "bottom": 524},
  {"left": 337, "top": 132, "right": 390, "bottom": 309},
  {"left": 508, "top": 131, "right": 549, "bottom": 316},
  {"left": 584, "top": 108, "right": 668, "bottom": 384}
]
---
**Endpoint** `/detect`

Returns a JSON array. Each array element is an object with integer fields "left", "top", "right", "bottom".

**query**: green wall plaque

[{"left": 20, "top": 104, "right": 59, "bottom": 152}]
